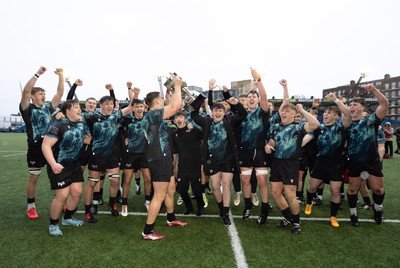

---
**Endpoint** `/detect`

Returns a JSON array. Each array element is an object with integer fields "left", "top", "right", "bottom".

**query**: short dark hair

[
  {"left": 175, "top": 111, "right": 188, "bottom": 118},
  {"left": 212, "top": 102, "right": 225, "bottom": 111},
  {"left": 99, "top": 95, "right": 114, "bottom": 104},
  {"left": 86, "top": 97, "right": 96, "bottom": 103},
  {"left": 61, "top": 100, "right": 79, "bottom": 115},
  {"left": 31, "top": 87, "right": 45, "bottom": 95},
  {"left": 350, "top": 98, "right": 366, "bottom": 107},
  {"left": 132, "top": 99, "right": 144, "bottom": 105},
  {"left": 145, "top": 92, "right": 160, "bottom": 107},
  {"left": 246, "top": 90, "right": 259, "bottom": 98}
]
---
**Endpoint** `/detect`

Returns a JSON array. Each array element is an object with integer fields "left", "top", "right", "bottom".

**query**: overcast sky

[{"left": 1, "top": 0, "right": 399, "bottom": 115}]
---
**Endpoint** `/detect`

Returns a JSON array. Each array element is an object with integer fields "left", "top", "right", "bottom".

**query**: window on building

[
  {"left": 376, "top": 81, "right": 382, "bottom": 86},
  {"left": 391, "top": 107, "right": 396, "bottom": 114},
  {"left": 398, "top": 82, "right": 400, "bottom": 88},
  {"left": 391, "top": 91, "right": 396, "bottom": 98},
  {"left": 385, "top": 83, "right": 390, "bottom": 90},
  {"left": 392, "top": 82, "right": 397, "bottom": 89},
  {"left": 385, "top": 92, "right": 389, "bottom": 98}
]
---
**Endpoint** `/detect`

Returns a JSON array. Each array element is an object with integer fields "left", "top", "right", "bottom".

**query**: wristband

[
  {"left": 334, "top": 99, "right": 340, "bottom": 104},
  {"left": 34, "top": 73, "right": 40, "bottom": 78}
]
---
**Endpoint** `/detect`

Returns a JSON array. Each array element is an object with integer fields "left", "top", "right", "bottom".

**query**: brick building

[{"left": 322, "top": 74, "right": 400, "bottom": 121}]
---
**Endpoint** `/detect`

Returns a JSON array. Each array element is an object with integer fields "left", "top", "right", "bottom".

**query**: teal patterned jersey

[
  {"left": 45, "top": 118, "right": 86, "bottom": 167},
  {"left": 265, "top": 111, "right": 281, "bottom": 142},
  {"left": 315, "top": 122, "right": 346, "bottom": 157},
  {"left": 240, "top": 107, "right": 269, "bottom": 150},
  {"left": 269, "top": 122, "right": 306, "bottom": 160},
  {"left": 208, "top": 121, "right": 229, "bottom": 161},
  {"left": 143, "top": 108, "right": 171, "bottom": 162},
  {"left": 346, "top": 113, "right": 381, "bottom": 163},
  {"left": 19, "top": 102, "right": 55, "bottom": 144},
  {"left": 377, "top": 127, "right": 385, "bottom": 144},
  {"left": 122, "top": 114, "right": 146, "bottom": 153},
  {"left": 84, "top": 110, "right": 123, "bottom": 157}
]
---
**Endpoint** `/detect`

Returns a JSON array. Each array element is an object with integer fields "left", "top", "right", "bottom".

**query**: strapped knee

[
  {"left": 88, "top": 177, "right": 100, "bottom": 182},
  {"left": 241, "top": 169, "right": 253, "bottom": 176},
  {"left": 28, "top": 168, "right": 41, "bottom": 176},
  {"left": 256, "top": 169, "right": 269, "bottom": 176},
  {"left": 108, "top": 173, "right": 120, "bottom": 180}
]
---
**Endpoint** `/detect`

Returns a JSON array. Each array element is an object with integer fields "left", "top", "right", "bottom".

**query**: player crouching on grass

[{"left": 42, "top": 100, "right": 89, "bottom": 236}]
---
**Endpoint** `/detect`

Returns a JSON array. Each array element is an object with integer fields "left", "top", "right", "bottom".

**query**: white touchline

[
  {"left": 76, "top": 210, "right": 400, "bottom": 223},
  {"left": 2, "top": 152, "right": 26, "bottom": 157},
  {"left": 227, "top": 212, "right": 249, "bottom": 268}
]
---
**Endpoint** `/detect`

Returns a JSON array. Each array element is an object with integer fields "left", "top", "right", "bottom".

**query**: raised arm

[
  {"left": 325, "top": 92, "right": 351, "bottom": 127},
  {"left": 163, "top": 75, "right": 182, "bottom": 119},
  {"left": 227, "top": 97, "right": 247, "bottom": 125},
  {"left": 50, "top": 68, "right": 65, "bottom": 109},
  {"left": 208, "top": 79, "right": 217, "bottom": 107},
  {"left": 105, "top": 83, "right": 117, "bottom": 107},
  {"left": 127, "top": 81, "right": 140, "bottom": 100},
  {"left": 66, "top": 79, "right": 83, "bottom": 100},
  {"left": 364, "top": 84, "right": 389, "bottom": 120},
  {"left": 297, "top": 103, "right": 320, "bottom": 133},
  {"left": 279, "top": 79, "right": 290, "bottom": 113},
  {"left": 251, "top": 68, "right": 269, "bottom": 111},
  {"left": 204, "top": 98, "right": 212, "bottom": 116},
  {"left": 222, "top": 85, "right": 232, "bottom": 100},
  {"left": 21, "top": 66, "right": 47, "bottom": 110}
]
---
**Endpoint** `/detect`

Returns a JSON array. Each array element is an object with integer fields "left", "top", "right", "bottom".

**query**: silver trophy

[{"left": 164, "top": 73, "right": 205, "bottom": 110}]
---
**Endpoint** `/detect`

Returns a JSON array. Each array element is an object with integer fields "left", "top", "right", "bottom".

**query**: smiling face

[
  {"left": 31, "top": 88, "right": 46, "bottom": 107},
  {"left": 349, "top": 101, "right": 365, "bottom": 120},
  {"left": 238, "top": 96, "right": 248, "bottom": 108},
  {"left": 294, "top": 112, "right": 303, "bottom": 123},
  {"left": 174, "top": 114, "right": 187, "bottom": 128},
  {"left": 246, "top": 92, "right": 259, "bottom": 111},
  {"left": 212, "top": 107, "right": 225, "bottom": 123},
  {"left": 280, "top": 105, "right": 297, "bottom": 125},
  {"left": 100, "top": 100, "right": 114, "bottom": 116},
  {"left": 133, "top": 103, "right": 145, "bottom": 119},
  {"left": 66, "top": 103, "right": 82, "bottom": 122},
  {"left": 323, "top": 109, "right": 339, "bottom": 126},
  {"left": 85, "top": 98, "right": 97, "bottom": 112}
]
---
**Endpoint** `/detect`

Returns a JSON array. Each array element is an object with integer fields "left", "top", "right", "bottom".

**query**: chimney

[
  {"left": 384, "top": 74, "right": 390, "bottom": 80},
  {"left": 350, "top": 80, "right": 355, "bottom": 86}
]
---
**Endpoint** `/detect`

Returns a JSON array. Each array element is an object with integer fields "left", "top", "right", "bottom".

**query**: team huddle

[{"left": 20, "top": 66, "right": 388, "bottom": 240}]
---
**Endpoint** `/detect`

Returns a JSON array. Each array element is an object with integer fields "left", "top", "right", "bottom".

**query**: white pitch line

[
  {"left": 76, "top": 210, "right": 249, "bottom": 268},
  {"left": 2, "top": 152, "right": 26, "bottom": 157},
  {"left": 227, "top": 212, "right": 248, "bottom": 268},
  {"left": 75, "top": 210, "right": 400, "bottom": 223}
]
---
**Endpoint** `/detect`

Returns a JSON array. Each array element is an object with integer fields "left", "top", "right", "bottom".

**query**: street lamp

[{"left": 157, "top": 75, "right": 164, "bottom": 99}]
